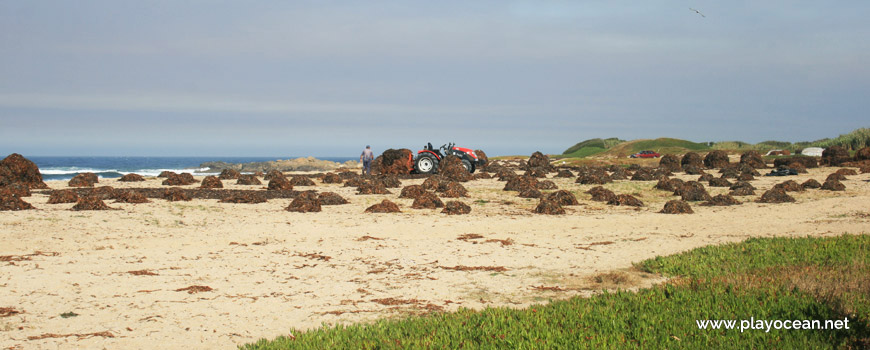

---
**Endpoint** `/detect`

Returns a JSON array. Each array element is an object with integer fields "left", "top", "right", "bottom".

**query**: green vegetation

[
  {"left": 562, "top": 138, "right": 624, "bottom": 157},
  {"left": 60, "top": 312, "right": 79, "bottom": 318},
  {"left": 712, "top": 127, "right": 870, "bottom": 152},
  {"left": 242, "top": 234, "right": 869, "bottom": 349}
]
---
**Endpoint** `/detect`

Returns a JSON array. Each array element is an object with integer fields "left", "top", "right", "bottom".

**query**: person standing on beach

[{"left": 360, "top": 145, "right": 374, "bottom": 175}]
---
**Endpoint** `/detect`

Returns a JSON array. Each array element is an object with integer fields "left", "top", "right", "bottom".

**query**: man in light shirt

[{"left": 360, "top": 145, "right": 374, "bottom": 175}]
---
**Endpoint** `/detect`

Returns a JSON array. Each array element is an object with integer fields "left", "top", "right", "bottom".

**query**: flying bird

[{"left": 689, "top": 7, "right": 705, "bottom": 18}]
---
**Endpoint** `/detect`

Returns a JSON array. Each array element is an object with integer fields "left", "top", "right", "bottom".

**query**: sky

[{"left": 1, "top": 1, "right": 868, "bottom": 157}]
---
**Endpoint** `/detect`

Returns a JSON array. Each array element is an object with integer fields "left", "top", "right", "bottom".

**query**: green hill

[
  {"left": 711, "top": 128, "right": 870, "bottom": 152},
  {"left": 561, "top": 138, "right": 624, "bottom": 158},
  {"left": 601, "top": 138, "right": 709, "bottom": 157}
]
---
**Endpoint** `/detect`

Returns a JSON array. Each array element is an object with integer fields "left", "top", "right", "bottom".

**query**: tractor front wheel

[{"left": 415, "top": 154, "right": 439, "bottom": 174}]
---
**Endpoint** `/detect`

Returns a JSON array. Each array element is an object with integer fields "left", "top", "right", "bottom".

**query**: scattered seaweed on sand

[
  {"left": 660, "top": 200, "right": 694, "bottom": 214},
  {"left": 175, "top": 285, "right": 213, "bottom": 294},
  {"left": 701, "top": 194, "right": 741, "bottom": 206},
  {"left": 236, "top": 174, "right": 262, "bottom": 186},
  {"left": 290, "top": 176, "right": 316, "bottom": 187},
  {"left": 158, "top": 171, "right": 176, "bottom": 178},
  {"left": 128, "top": 270, "right": 158, "bottom": 276},
  {"left": 438, "top": 155, "right": 472, "bottom": 182},
  {"left": 322, "top": 173, "right": 343, "bottom": 184},
  {"left": 534, "top": 199, "right": 565, "bottom": 215},
  {"left": 411, "top": 192, "right": 444, "bottom": 209},
  {"left": 504, "top": 175, "right": 538, "bottom": 191},
  {"left": 439, "top": 265, "right": 507, "bottom": 272},
  {"left": 826, "top": 173, "right": 847, "bottom": 182},
  {"left": 219, "top": 169, "right": 241, "bottom": 180},
  {"left": 200, "top": 175, "right": 223, "bottom": 189},
  {"left": 536, "top": 180, "right": 558, "bottom": 190},
  {"left": 0, "top": 153, "right": 49, "bottom": 189},
  {"left": 703, "top": 150, "right": 730, "bottom": 169},
  {"left": 757, "top": 188, "right": 795, "bottom": 203},
  {"left": 442, "top": 201, "right": 471, "bottom": 215},
  {"left": 740, "top": 150, "right": 766, "bottom": 168},
  {"left": 587, "top": 186, "right": 617, "bottom": 202},
  {"left": 399, "top": 185, "right": 427, "bottom": 199},
  {"left": 0, "top": 307, "right": 21, "bottom": 317},
  {"left": 675, "top": 182, "right": 712, "bottom": 202},
  {"left": 518, "top": 188, "right": 542, "bottom": 198},
  {"left": 69, "top": 172, "right": 99, "bottom": 187},
  {"left": 708, "top": 177, "right": 732, "bottom": 187},
  {"left": 821, "top": 179, "right": 846, "bottom": 191},
  {"left": 295, "top": 252, "right": 332, "bottom": 261},
  {"left": 71, "top": 196, "right": 113, "bottom": 211},
  {"left": 113, "top": 190, "right": 150, "bottom": 204},
  {"left": 364, "top": 199, "right": 401, "bottom": 213},
  {"left": 286, "top": 197, "right": 322, "bottom": 212},
  {"left": 219, "top": 192, "right": 267, "bottom": 204},
  {"left": 357, "top": 180, "right": 391, "bottom": 195},
  {"left": 439, "top": 181, "right": 469, "bottom": 198},
  {"left": 801, "top": 179, "right": 822, "bottom": 189},
  {"left": 774, "top": 180, "right": 804, "bottom": 192},
  {"left": 27, "top": 331, "right": 115, "bottom": 340},
  {"left": 555, "top": 169, "right": 574, "bottom": 178},
  {"left": 163, "top": 187, "right": 191, "bottom": 201},
  {"left": 659, "top": 154, "right": 681, "bottom": 172},
  {"left": 118, "top": 173, "right": 145, "bottom": 182},
  {"left": 263, "top": 170, "right": 285, "bottom": 181},
  {"left": 318, "top": 192, "right": 348, "bottom": 205},
  {"left": 607, "top": 194, "right": 643, "bottom": 207},
  {"left": 546, "top": 190, "right": 579, "bottom": 206},
  {"left": 267, "top": 176, "right": 293, "bottom": 191},
  {"left": 0, "top": 194, "right": 34, "bottom": 211}
]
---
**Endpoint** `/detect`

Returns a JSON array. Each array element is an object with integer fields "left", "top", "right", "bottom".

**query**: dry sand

[{"left": 1, "top": 167, "right": 869, "bottom": 349}]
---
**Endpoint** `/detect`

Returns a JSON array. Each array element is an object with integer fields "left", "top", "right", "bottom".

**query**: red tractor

[{"left": 414, "top": 142, "right": 485, "bottom": 174}]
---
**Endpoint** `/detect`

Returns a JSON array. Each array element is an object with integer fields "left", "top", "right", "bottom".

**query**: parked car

[{"left": 630, "top": 150, "right": 661, "bottom": 158}]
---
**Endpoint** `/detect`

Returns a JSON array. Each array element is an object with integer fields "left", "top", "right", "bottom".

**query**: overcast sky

[{"left": 1, "top": 1, "right": 868, "bottom": 157}]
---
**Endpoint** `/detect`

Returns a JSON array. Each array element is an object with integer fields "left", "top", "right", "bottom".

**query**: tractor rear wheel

[
  {"left": 415, "top": 154, "right": 439, "bottom": 174},
  {"left": 461, "top": 159, "right": 473, "bottom": 173}
]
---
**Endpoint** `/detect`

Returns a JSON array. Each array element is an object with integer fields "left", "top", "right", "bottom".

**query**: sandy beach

[{"left": 1, "top": 166, "right": 868, "bottom": 349}]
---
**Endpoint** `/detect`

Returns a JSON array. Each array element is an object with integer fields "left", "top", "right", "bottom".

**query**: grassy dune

[{"left": 242, "top": 234, "right": 869, "bottom": 349}]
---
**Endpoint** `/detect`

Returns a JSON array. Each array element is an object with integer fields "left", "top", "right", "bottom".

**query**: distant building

[{"left": 801, "top": 147, "right": 824, "bottom": 157}]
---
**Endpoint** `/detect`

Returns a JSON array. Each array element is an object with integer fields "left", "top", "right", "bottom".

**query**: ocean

[{"left": 30, "top": 156, "right": 356, "bottom": 181}]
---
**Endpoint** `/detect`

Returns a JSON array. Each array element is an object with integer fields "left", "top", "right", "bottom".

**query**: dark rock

[
  {"left": 200, "top": 176, "right": 224, "bottom": 189},
  {"left": 534, "top": 199, "right": 564, "bottom": 214},
  {"left": 0, "top": 153, "right": 48, "bottom": 189},
  {"left": 318, "top": 192, "right": 348, "bottom": 205},
  {"left": 118, "top": 173, "right": 145, "bottom": 182},
  {"left": 365, "top": 199, "right": 401, "bottom": 213},
  {"left": 236, "top": 175, "right": 262, "bottom": 186},
  {"left": 442, "top": 201, "right": 471, "bottom": 215},
  {"left": 757, "top": 188, "right": 795, "bottom": 203},
  {"left": 69, "top": 172, "right": 99, "bottom": 187},
  {"left": 411, "top": 191, "right": 444, "bottom": 209},
  {"left": 71, "top": 196, "right": 112, "bottom": 210},
  {"left": 219, "top": 169, "right": 241, "bottom": 180},
  {"left": 660, "top": 200, "right": 693, "bottom": 214},
  {"left": 704, "top": 150, "right": 730, "bottom": 169}
]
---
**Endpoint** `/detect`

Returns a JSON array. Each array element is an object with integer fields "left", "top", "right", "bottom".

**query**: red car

[{"left": 630, "top": 150, "right": 661, "bottom": 158}]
